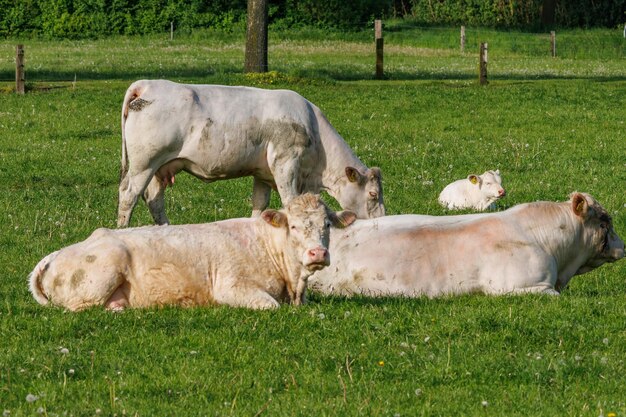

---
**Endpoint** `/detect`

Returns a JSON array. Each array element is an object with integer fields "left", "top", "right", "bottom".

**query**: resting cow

[
  {"left": 117, "top": 79, "right": 384, "bottom": 227},
  {"left": 29, "top": 194, "right": 356, "bottom": 311},
  {"left": 309, "top": 192, "right": 624, "bottom": 297},
  {"left": 438, "top": 169, "right": 505, "bottom": 211}
]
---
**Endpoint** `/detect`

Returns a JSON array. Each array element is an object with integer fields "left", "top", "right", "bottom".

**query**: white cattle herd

[{"left": 29, "top": 80, "right": 624, "bottom": 311}]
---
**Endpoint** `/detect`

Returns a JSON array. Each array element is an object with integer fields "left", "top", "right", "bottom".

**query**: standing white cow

[
  {"left": 438, "top": 169, "right": 505, "bottom": 211},
  {"left": 309, "top": 192, "right": 624, "bottom": 297},
  {"left": 29, "top": 194, "right": 356, "bottom": 311},
  {"left": 117, "top": 79, "right": 385, "bottom": 227}
]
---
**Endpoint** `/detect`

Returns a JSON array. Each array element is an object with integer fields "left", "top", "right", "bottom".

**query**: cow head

[
  {"left": 261, "top": 193, "right": 356, "bottom": 271},
  {"left": 335, "top": 166, "right": 385, "bottom": 219},
  {"left": 571, "top": 192, "right": 625, "bottom": 274},
  {"left": 468, "top": 169, "right": 506, "bottom": 205}
]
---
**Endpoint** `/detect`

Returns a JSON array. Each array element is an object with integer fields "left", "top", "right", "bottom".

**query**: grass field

[{"left": 0, "top": 25, "right": 625, "bottom": 416}]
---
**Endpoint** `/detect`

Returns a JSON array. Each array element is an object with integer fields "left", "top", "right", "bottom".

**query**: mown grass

[{"left": 0, "top": 26, "right": 625, "bottom": 416}]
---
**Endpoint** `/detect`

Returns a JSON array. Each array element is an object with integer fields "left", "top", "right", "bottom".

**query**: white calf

[{"left": 438, "top": 169, "right": 505, "bottom": 211}]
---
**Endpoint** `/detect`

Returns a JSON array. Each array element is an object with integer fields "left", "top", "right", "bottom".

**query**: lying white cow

[
  {"left": 309, "top": 192, "right": 624, "bottom": 297},
  {"left": 29, "top": 194, "right": 356, "bottom": 311},
  {"left": 438, "top": 169, "right": 505, "bottom": 211},
  {"left": 117, "top": 79, "right": 385, "bottom": 227}
]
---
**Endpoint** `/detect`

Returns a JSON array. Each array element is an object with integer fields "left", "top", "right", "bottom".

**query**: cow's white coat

[
  {"left": 309, "top": 192, "right": 624, "bottom": 297},
  {"left": 29, "top": 194, "right": 356, "bottom": 311},
  {"left": 117, "top": 80, "right": 384, "bottom": 226},
  {"left": 438, "top": 170, "right": 505, "bottom": 211}
]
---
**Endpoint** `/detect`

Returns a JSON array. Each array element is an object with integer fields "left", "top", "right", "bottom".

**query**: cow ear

[
  {"left": 346, "top": 166, "right": 363, "bottom": 183},
  {"left": 330, "top": 210, "right": 357, "bottom": 228},
  {"left": 261, "top": 210, "right": 288, "bottom": 228},
  {"left": 468, "top": 174, "right": 479, "bottom": 185},
  {"left": 571, "top": 193, "right": 588, "bottom": 218}
]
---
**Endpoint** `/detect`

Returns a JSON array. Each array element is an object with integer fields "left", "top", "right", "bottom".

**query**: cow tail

[
  {"left": 119, "top": 84, "right": 138, "bottom": 184},
  {"left": 28, "top": 251, "right": 58, "bottom": 306}
]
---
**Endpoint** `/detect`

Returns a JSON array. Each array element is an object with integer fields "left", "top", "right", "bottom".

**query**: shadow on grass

[{"left": 1, "top": 66, "right": 625, "bottom": 85}]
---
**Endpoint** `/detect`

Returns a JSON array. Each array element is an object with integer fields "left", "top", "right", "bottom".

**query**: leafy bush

[
  {"left": 0, "top": 0, "right": 624, "bottom": 38},
  {"left": 279, "top": 0, "right": 393, "bottom": 29},
  {"left": 0, "top": 0, "right": 249, "bottom": 38},
  {"left": 0, "top": 0, "right": 391, "bottom": 38},
  {"left": 406, "top": 0, "right": 626, "bottom": 29}
]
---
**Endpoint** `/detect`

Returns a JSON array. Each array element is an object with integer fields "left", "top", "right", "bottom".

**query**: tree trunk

[
  {"left": 541, "top": 0, "right": 556, "bottom": 28},
  {"left": 244, "top": 0, "right": 268, "bottom": 73}
]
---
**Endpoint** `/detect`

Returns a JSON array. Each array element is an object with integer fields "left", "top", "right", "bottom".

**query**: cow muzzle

[
  {"left": 304, "top": 247, "right": 330, "bottom": 270},
  {"left": 606, "top": 233, "right": 625, "bottom": 262},
  {"left": 608, "top": 245, "right": 625, "bottom": 262}
]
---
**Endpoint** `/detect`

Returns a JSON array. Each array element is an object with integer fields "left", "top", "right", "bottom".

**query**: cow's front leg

[
  {"left": 293, "top": 277, "right": 308, "bottom": 306},
  {"left": 251, "top": 177, "right": 272, "bottom": 217},
  {"left": 271, "top": 157, "right": 301, "bottom": 206},
  {"left": 143, "top": 176, "right": 170, "bottom": 225},
  {"left": 510, "top": 285, "right": 560, "bottom": 295},
  {"left": 214, "top": 284, "right": 281, "bottom": 310}
]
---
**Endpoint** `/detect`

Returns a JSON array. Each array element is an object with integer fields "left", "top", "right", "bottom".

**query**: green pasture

[{"left": 0, "top": 26, "right": 625, "bottom": 415}]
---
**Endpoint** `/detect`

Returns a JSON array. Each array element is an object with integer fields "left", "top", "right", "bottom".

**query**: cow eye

[{"left": 369, "top": 191, "right": 378, "bottom": 199}]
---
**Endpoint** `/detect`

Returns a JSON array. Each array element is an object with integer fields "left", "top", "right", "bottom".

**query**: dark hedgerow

[{"left": 1, "top": 0, "right": 624, "bottom": 39}]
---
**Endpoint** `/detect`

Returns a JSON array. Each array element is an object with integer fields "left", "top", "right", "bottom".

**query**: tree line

[{"left": 1, "top": 0, "right": 624, "bottom": 38}]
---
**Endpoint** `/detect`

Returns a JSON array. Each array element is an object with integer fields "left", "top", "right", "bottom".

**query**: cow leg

[
  {"left": 214, "top": 284, "right": 280, "bottom": 310},
  {"left": 293, "top": 277, "right": 308, "bottom": 306},
  {"left": 105, "top": 284, "right": 130, "bottom": 311},
  {"left": 270, "top": 157, "right": 301, "bottom": 205},
  {"left": 117, "top": 169, "right": 154, "bottom": 227},
  {"left": 251, "top": 177, "right": 272, "bottom": 217},
  {"left": 143, "top": 176, "right": 170, "bottom": 225},
  {"left": 510, "top": 285, "right": 560, "bottom": 295}
]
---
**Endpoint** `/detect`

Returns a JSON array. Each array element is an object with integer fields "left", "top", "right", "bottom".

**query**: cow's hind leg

[
  {"left": 118, "top": 169, "right": 154, "bottom": 227},
  {"left": 251, "top": 177, "right": 272, "bottom": 217},
  {"left": 143, "top": 176, "right": 170, "bottom": 225},
  {"left": 62, "top": 240, "right": 132, "bottom": 311}
]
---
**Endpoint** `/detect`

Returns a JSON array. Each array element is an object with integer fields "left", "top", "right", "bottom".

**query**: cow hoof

[{"left": 106, "top": 301, "right": 127, "bottom": 312}]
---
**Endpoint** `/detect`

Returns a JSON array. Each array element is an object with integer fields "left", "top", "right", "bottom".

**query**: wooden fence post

[
  {"left": 550, "top": 31, "right": 556, "bottom": 57},
  {"left": 460, "top": 26, "right": 466, "bottom": 53},
  {"left": 170, "top": 22, "right": 174, "bottom": 40},
  {"left": 375, "top": 19, "right": 384, "bottom": 79},
  {"left": 16, "top": 44, "right": 25, "bottom": 94},
  {"left": 479, "top": 42, "right": 488, "bottom": 85}
]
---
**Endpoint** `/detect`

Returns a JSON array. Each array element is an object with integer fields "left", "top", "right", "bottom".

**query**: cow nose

[
  {"left": 499, "top": 189, "right": 506, "bottom": 197},
  {"left": 307, "top": 247, "right": 329, "bottom": 265}
]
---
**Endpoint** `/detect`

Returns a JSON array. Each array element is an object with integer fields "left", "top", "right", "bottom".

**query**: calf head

[
  {"left": 261, "top": 193, "right": 357, "bottom": 271},
  {"left": 571, "top": 192, "right": 624, "bottom": 274},
  {"left": 337, "top": 166, "right": 385, "bottom": 219},
  {"left": 468, "top": 169, "right": 506, "bottom": 204}
]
